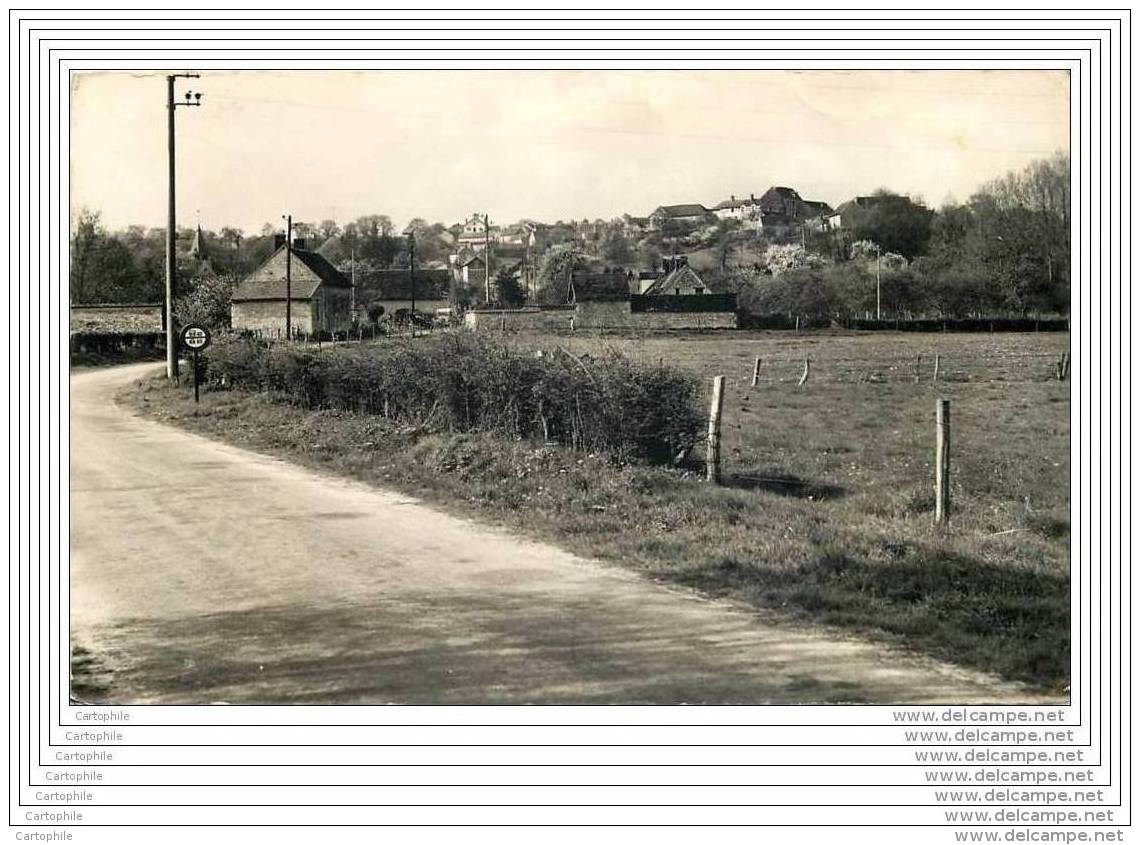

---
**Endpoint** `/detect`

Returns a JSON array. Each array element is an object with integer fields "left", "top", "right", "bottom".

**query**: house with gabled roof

[
  {"left": 640, "top": 257, "right": 709, "bottom": 296},
  {"left": 711, "top": 194, "right": 762, "bottom": 221},
  {"left": 456, "top": 213, "right": 495, "bottom": 249},
  {"left": 231, "top": 240, "right": 354, "bottom": 336},
  {"left": 649, "top": 203, "right": 712, "bottom": 231}
]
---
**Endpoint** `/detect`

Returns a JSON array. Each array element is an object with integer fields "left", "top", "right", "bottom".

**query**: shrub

[{"left": 201, "top": 333, "right": 704, "bottom": 463}]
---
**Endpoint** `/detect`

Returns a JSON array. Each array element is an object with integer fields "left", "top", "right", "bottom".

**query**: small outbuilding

[
  {"left": 231, "top": 243, "right": 354, "bottom": 336},
  {"left": 640, "top": 256, "right": 709, "bottom": 296}
]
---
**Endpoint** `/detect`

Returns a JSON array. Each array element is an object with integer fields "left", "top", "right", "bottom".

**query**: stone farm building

[
  {"left": 755, "top": 186, "right": 834, "bottom": 231},
  {"left": 351, "top": 266, "right": 454, "bottom": 318},
  {"left": 231, "top": 243, "right": 354, "bottom": 336},
  {"left": 649, "top": 203, "right": 712, "bottom": 231}
]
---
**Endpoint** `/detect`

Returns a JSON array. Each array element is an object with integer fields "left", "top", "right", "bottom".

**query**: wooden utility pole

[
  {"left": 483, "top": 213, "right": 493, "bottom": 303},
  {"left": 751, "top": 356, "right": 762, "bottom": 387},
  {"left": 408, "top": 229, "right": 417, "bottom": 315},
  {"left": 935, "top": 398, "right": 951, "bottom": 524},
  {"left": 875, "top": 245, "right": 882, "bottom": 320},
  {"left": 164, "top": 72, "right": 201, "bottom": 379},
  {"left": 706, "top": 375, "right": 725, "bottom": 484},
  {"left": 284, "top": 214, "right": 293, "bottom": 340}
]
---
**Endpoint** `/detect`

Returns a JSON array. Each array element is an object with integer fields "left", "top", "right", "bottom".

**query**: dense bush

[{"left": 202, "top": 333, "right": 704, "bottom": 463}]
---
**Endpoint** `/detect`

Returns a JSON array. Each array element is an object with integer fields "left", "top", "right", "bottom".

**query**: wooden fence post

[
  {"left": 798, "top": 358, "right": 810, "bottom": 387},
  {"left": 933, "top": 354, "right": 941, "bottom": 383},
  {"left": 914, "top": 356, "right": 921, "bottom": 383},
  {"left": 935, "top": 398, "right": 951, "bottom": 525},
  {"left": 706, "top": 375, "right": 725, "bottom": 484},
  {"left": 1063, "top": 352, "right": 1071, "bottom": 380},
  {"left": 751, "top": 356, "right": 761, "bottom": 387}
]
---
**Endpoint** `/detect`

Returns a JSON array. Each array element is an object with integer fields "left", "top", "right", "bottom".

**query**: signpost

[{"left": 179, "top": 324, "right": 211, "bottom": 403}]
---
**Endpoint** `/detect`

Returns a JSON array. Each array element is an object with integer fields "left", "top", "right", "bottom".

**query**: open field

[{"left": 123, "top": 330, "right": 1071, "bottom": 691}]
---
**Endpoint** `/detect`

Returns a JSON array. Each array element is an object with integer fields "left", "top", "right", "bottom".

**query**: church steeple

[{"left": 189, "top": 224, "right": 206, "bottom": 259}]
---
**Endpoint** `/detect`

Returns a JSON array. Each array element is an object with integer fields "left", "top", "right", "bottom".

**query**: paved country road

[{"left": 70, "top": 363, "right": 1050, "bottom": 704}]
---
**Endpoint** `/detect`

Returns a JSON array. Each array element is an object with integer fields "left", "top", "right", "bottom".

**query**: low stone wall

[
  {"left": 70, "top": 304, "right": 163, "bottom": 335},
  {"left": 466, "top": 303, "right": 737, "bottom": 332},
  {"left": 627, "top": 310, "right": 736, "bottom": 330},
  {"left": 465, "top": 309, "right": 575, "bottom": 332},
  {"left": 576, "top": 301, "right": 737, "bottom": 330}
]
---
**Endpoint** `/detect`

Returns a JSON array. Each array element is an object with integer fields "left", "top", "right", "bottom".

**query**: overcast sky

[{"left": 70, "top": 69, "right": 1069, "bottom": 234}]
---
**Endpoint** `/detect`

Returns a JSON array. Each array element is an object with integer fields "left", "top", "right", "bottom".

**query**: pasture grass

[{"left": 123, "top": 329, "right": 1071, "bottom": 690}]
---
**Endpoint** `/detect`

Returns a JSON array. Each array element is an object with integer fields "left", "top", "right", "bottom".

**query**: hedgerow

[{"left": 202, "top": 333, "right": 703, "bottom": 463}]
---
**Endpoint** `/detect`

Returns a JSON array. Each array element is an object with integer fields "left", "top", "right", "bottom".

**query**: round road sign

[{"left": 180, "top": 324, "right": 211, "bottom": 351}]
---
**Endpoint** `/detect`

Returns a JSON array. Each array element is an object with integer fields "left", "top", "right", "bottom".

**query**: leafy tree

[
  {"left": 849, "top": 191, "right": 934, "bottom": 259},
  {"left": 636, "top": 239, "right": 662, "bottom": 271},
  {"left": 350, "top": 214, "right": 399, "bottom": 266},
  {"left": 969, "top": 153, "right": 1070, "bottom": 314},
  {"left": 761, "top": 244, "right": 827, "bottom": 275},
  {"left": 600, "top": 230, "right": 634, "bottom": 265},
  {"left": 534, "top": 248, "right": 592, "bottom": 304},
  {"left": 738, "top": 267, "right": 832, "bottom": 319},
  {"left": 710, "top": 221, "right": 738, "bottom": 275},
  {"left": 494, "top": 268, "right": 527, "bottom": 308},
  {"left": 69, "top": 208, "right": 151, "bottom": 303},
  {"left": 69, "top": 209, "right": 104, "bottom": 302},
  {"left": 174, "top": 272, "right": 239, "bottom": 328}
]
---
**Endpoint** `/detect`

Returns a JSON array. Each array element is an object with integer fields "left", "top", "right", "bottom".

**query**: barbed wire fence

[
  {"left": 728, "top": 351, "right": 1072, "bottom": 386},
  {"left": 702, "top": 349, "right": 1070, "bottom": 494}
]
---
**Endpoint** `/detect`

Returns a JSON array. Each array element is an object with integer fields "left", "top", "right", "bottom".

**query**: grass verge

[{"left": 120, "top": 338, "right": 1069, "bottom": 694}]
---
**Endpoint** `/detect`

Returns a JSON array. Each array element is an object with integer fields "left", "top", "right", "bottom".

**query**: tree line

[
  {"left": 528, "top": 152, "right": 1071, "bottom": 319},
  {"left": 68, "top": 211, "right": 459, "bottom": 306},
  {"left": 723, "top": 153, "right": 1070, "bottom": 319},
  {"left": 71, "top": 151, "right": 1070, "bottom": 322}
]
